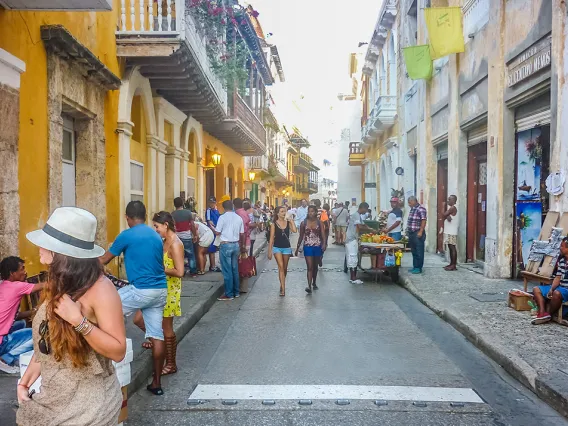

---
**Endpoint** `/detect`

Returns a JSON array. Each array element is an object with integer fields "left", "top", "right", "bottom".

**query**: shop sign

[
  {"left": 364, "top": 182, "right": 377, "bottom": 188},
  {"left": 507, "top": 37, "right": 551, "bottom": 87}
]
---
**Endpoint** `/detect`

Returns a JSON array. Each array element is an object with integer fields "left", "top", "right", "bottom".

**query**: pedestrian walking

[
  {"left": 249, "top": 201, "right": 262, "bottom": 257},
  {"left": 132, "top": 211, "right": 184, "bottom": 377},
  {"left": 18, "top": 207, "right": 126, "bottom": 424},
  {"left": 406, "top": 196, "right": 427, "bottom": 274},
  {"left": 322, "top": 203, "right": 331, "bottom": 246},
  {"left": 206, "top": 197, "right": 222, "bottom": 273},
  {"left": 383, "top": 197, "right": 403, "bottom": 241},
  {"left": 294, "top": 199, "right": 309, "bottom": 229},
  {"left": 334, "top": 203, "right": 349, "bottom": 245},
  {"left": 443, "top": 195, "right": 458, "bottom": 271},
  {"left": 268, "top": 206, "right": 297, "bottom": 296},
  {"left": 194, "top": 220, "right": 215, "bottom": 275},
  {"left": 171, "top": 197, "right": 198, "bottom": 277},
  {"left": 345, "top": 202, "right": 373, "bottom": 284},
  {"left": 234, "top": 198, "right": 253, "bottom": 293},
  {"left": 215, "top": 200, "right": 246, "bottom": 301},
  {"left": 295, "top": 205, "right": 326, "bottom": 293},
  {"left": 101, "top": 201, "right": 167, "bottom": 395}
]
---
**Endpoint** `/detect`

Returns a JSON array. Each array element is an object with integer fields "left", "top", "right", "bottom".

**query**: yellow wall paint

[
  {"left": 0, "top": 7, "right": 121, "bottom": 274},
  {"left": 202, "top": 131, "right": 245, "bottom": 201}
]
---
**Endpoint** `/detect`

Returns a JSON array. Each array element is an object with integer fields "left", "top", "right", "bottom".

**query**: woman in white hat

[{"left": 17, "top": 207, "right": 126, "bottom": 426}]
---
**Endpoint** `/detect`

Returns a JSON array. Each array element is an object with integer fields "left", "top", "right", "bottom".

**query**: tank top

[
  {"left": 444, "top": 207, "right": 459, "bottom": 235},
  {"left": 273, "top": 221, "right": 291, "bottom": 248},
  {"left": 304, "top": 220, "right": 322, "bottom": 247}
]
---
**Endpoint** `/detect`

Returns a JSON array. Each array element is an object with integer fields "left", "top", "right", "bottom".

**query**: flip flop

[
  {"left": 141, "top": 341, "right": 153, "bottom": 350},
  {"left": 146, "top": 385, "right": 164, "bottom": 396}
]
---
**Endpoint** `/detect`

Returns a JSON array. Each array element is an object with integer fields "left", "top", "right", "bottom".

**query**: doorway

[
  {"left": 466, "top": 143, "right": 487, "bottom": 262},
  {"left": 62, "top": 115, "right": 76, "bottom": 206},
  {"left": 205, "top": 169, "right": 215, "bottom": 200},
  {"left": 436, "top": 159, "right": 448, "bottom": 253}
]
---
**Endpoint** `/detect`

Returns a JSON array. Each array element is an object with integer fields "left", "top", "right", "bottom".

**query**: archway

[
  {"left": 227, "top": 163, "right": 235, "bottom": 199},
  {"left": 117, "top": 66, "right": 158, "bottom": 229},
  {"left": 388, "top": 32, "right": 397, "bottom": 96},
  {"left": 380, "top": 53, "right": 387, "bottom": 95},
  {"left": 237, "top": 167, "right": 244, "bottom": 198}
]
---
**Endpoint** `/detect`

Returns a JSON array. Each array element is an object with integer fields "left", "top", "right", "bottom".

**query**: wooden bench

[{"left": 521, "top": 211, "right": 568, "bottom": 325}]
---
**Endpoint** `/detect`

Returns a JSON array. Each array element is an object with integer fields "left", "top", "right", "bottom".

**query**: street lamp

[
  {"left": 212, "top": 152, "right": 221, "bottom": 166},
  {"left": 248, "top": 171, "right": 256, "bottom": 181}
]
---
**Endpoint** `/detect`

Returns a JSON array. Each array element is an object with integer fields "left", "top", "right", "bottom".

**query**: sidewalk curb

[
  {"left": 400, "top": 274, "right": 568, "bottom": 418},
  {"left": 128, "top": 238, "right": 268, "bottom": 396}
]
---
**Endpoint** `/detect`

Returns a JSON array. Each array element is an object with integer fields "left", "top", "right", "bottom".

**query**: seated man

[
  {"left": 0, "top": 257, "right": 44, "bottom": 373},
  {"left": 532, "top": 237, "right": 568, "bottom": 325}
]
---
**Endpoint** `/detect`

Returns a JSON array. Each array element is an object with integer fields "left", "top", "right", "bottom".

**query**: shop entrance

[
  {"left": 436, "top": 158, "right": 448, "bottom": 253},
  {"left": 466, "top": 143, "right": 487, "bottom": 263},
  {"left": 513, "top": 125, "right": 550, "bottom": 277}
]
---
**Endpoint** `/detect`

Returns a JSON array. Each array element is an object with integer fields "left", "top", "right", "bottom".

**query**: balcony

[
  {"left": 1, "top": 0, "right": 111, "bottom": 9},
  {"left": 297, "top": 181, "right": 318, "bottom": 194},
  {"left": 349, "top": 142, "right": 365, "bottom": 166},
  {"left": 116, "top": 0, "right": 227, "bottom": 126},
  {"left": 209, "top": 93, "right": 267, "bottom": 155},
  {"left": 368, "top": 95, "right": 397, "bottom": 139},
  {"left": 246, "top": 155, "right": 269, "bottom": 174}
]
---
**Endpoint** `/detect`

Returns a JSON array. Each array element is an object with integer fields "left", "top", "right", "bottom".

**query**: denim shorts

[
  {"left": 304, "top": 245, "right": 323, "bottom": 257},
  {"left": 119, "top": 286, "right": 167, "bottom": 341},
  {"left": 273, "top": 247, "right": 292, "bottom": 255},
  {"left": 537, "top": 285, "right": 568, "bottom": 302}
]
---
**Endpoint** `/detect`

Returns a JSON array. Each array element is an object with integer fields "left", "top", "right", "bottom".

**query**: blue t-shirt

[{"left": 109, "top": 224, "right": 166, "bottom": 289}]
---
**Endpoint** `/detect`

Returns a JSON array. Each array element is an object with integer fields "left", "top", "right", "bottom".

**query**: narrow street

[{"left": 125, "top": 242, "right": 567, "bottom": 426}]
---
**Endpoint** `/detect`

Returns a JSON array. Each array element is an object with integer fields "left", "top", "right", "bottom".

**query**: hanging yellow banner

[
  {"left": 425, "top": 7, "right": 465, "bottom": 59},
  {"left": 402, "top": 45, "right": 433, "bottom": 80}
]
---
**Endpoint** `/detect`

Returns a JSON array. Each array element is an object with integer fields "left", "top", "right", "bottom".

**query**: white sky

[{"left": 246, "top": 0, "right": 383, "bottom": 159}]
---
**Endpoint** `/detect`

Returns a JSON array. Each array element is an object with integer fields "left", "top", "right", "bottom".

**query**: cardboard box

[
  {"left": 117, "top": 386, "right": 128, "bottom": 424},
  {"left": 508, "top": 289, "right": 533, "bottom": 311}
]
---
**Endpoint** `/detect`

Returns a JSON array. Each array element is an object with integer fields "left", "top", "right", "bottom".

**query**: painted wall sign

[{"left": 507, "top": 37, "right": 551, "bottom": 87}]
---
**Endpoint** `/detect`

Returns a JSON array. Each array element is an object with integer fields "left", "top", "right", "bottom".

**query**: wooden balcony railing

[
  {"left": 349, "top": 142, "right": 364, "bottom": 154},
  {"left": 230, "top": 93, "right": 266, "bottom": 147}
]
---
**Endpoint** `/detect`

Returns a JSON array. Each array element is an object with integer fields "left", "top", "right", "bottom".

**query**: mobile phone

[{"left": 28, "top": 389, "right": 35, "bottom": 399}]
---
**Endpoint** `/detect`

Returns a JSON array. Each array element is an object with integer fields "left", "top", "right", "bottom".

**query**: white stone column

[
  {"left": 117, "top": 121, "right": 133, "bottom": 231},
  {"left": 146, "top": 135, "right": 160, "bottom": 218},
  {"left": 157, "top": 140, "right": 167, "bottom": 211},
  {"left": 551, "top": 0, "right": 568, "bottom": 213},
  {"left": 197, "top": 158, "right": 205, "bottom": 216}
]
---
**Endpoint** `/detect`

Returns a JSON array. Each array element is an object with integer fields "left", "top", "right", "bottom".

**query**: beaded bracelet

[{"left": 74, "top": 317, "right": 89, "bottom": 333}]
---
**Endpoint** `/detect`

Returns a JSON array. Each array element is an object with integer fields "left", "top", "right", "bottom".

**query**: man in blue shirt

[{"left": 101, "top": 201, "right": 167, "bottom": 396}]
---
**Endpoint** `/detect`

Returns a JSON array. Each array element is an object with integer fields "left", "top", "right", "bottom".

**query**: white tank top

[{"left": 444, "top": 207, "right": 458, "bottom": 235}]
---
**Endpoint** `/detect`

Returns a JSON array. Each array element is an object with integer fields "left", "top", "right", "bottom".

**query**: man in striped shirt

[{"left": 532, "top": 237, "right": 568, "bottom": 324}]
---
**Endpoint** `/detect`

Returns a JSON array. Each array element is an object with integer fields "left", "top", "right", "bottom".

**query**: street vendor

[
  {"left": 531, "top": 236, "right": 568, "bottom": 325},
  {"left": 345, "top": 202, "right": 374, "bottom": 285},
  {"left": 383, "top": 197, "right": 403, "bottom": 241}
]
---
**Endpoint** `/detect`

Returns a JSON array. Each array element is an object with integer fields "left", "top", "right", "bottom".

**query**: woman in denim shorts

[
  {"left": 268, "top": 206, "right": 297, "bottom": 296},
  {"left": 296, "top": 205, "right": 327, "bottom": 293}
]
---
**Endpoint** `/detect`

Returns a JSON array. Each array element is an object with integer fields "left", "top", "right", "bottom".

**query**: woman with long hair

[
  {"left": 17, "top": 207, "right": 126, "bottom": 425},
  {"left": 268, "top": 206, "right": 297, "bottom": 296},
  {"left": 296, "top": 205, "right": 327, "bottom": 293},
  {"left": 134, "top": 211, "right": 184, "bottom": 376}
]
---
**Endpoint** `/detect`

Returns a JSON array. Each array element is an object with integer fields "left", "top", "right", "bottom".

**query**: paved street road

[{"left": 126, "top": 243, "right": 568, "bottom": 426}]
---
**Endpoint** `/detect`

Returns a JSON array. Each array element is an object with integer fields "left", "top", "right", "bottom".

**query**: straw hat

[{"left": 26, "top": 207, "right": 105, "bottom": 259}]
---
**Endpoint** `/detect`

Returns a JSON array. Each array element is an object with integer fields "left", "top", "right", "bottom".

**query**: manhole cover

[{"left": 469, "top": 292, "right": 506, "bottom": 302}]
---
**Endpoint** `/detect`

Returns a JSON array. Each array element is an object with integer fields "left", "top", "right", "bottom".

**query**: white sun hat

[{"left": 26, "top": 207, "right": 105, "bottom": 259}]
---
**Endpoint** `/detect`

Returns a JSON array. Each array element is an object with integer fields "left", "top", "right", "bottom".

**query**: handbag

[{"left": 238, "top": 254, "right": 257, "bottom": 278}]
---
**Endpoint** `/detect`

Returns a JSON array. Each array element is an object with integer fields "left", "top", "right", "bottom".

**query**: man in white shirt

[
  {"left": 214, "top": 200, "right": 246, "bottom": 301},
  {"left": 334, "top": 203, "right": 350, "bottom": 245},
  {"left": 294, "top": 199, "right": 308, "bottom": 228}
]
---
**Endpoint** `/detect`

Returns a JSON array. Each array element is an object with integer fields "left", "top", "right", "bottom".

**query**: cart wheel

[
  {"left": 344, "top": 256, "right": 348, "bottom": 273},
  {"left": 388, "top": 267, "right": 399, "bottom": 284}
]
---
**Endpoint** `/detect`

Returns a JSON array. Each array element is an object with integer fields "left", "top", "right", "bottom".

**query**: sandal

[
  {"left": 146, "top": 384, "right": 164, "bottom": 396},
  {"left": 161, "top": 335, "right": 177, "bottom": 376},
  {"left": 141, "top": 340, "right": 153, "bottom": 350},
  {"left": 197, "top": 271, "right": 205, "bottom": 275}
]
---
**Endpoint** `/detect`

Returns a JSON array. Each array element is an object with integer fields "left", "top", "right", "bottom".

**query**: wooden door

[
  {"left": 436, "top": 159, "right": 448, "bottom": 253},
  {"left": 467, "top": 143, "right": 487, "bottom": 262},
  {"left": 205, "top": 169, "right": 215, "bottom": 199}
]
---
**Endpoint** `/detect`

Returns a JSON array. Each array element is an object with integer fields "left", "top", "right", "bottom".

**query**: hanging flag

[
  {"left": 425, "top": 7, "right": 465, "bottom": 59},
  {"left": 402, "top": 45, "right": 433, "bottom": 80}
]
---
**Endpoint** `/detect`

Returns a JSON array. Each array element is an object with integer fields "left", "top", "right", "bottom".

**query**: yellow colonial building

[{"left": 0, "top": 1, "right": 280, "bottom": 275}]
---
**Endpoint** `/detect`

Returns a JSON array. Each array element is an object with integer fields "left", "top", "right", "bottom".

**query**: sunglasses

[{"left": 39, "top": 320, "right": 50, "bottom": 355}]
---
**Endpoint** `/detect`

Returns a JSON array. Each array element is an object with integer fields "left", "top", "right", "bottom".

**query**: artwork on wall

[
  {"left": 516, "top": 128, "right": 543, "bottom": 201},
  {"left": 516, "top": 202, "right": 543, "bottom": 267}
]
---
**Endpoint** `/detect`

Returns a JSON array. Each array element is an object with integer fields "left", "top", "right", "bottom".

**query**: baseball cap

[{"left": 208, "top": 196, "right": 216, "bottom": 202}]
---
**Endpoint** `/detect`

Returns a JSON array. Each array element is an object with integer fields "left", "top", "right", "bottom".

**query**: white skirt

[
  {"left": 198, "top": 232, "right": 215, "bottom": 248},
  {"left": 346, "top": 239, "right": 359, "bottom": 268}
]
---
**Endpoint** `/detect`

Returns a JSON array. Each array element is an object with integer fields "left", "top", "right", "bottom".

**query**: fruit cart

[{"left": 344, "top": 233, "right": 404, "bottom": 283}]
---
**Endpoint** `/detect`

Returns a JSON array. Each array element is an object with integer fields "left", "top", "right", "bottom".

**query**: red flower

[
  {"left": 230, "top": 17, "right": 238, "bottom": 25},
  {"left": 220, "top": 18, "right": 226, "bottom": 24}
]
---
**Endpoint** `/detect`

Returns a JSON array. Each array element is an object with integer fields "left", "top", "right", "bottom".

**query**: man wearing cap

[
  {"left": 383, "top": 197, "right": 403, "bottom": 241},
  {"left": 100, "top": 201, "right": 167, "bottom": 395},
  {"left": 205, "top": 197, "right": 222, "bottom": 272}
]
